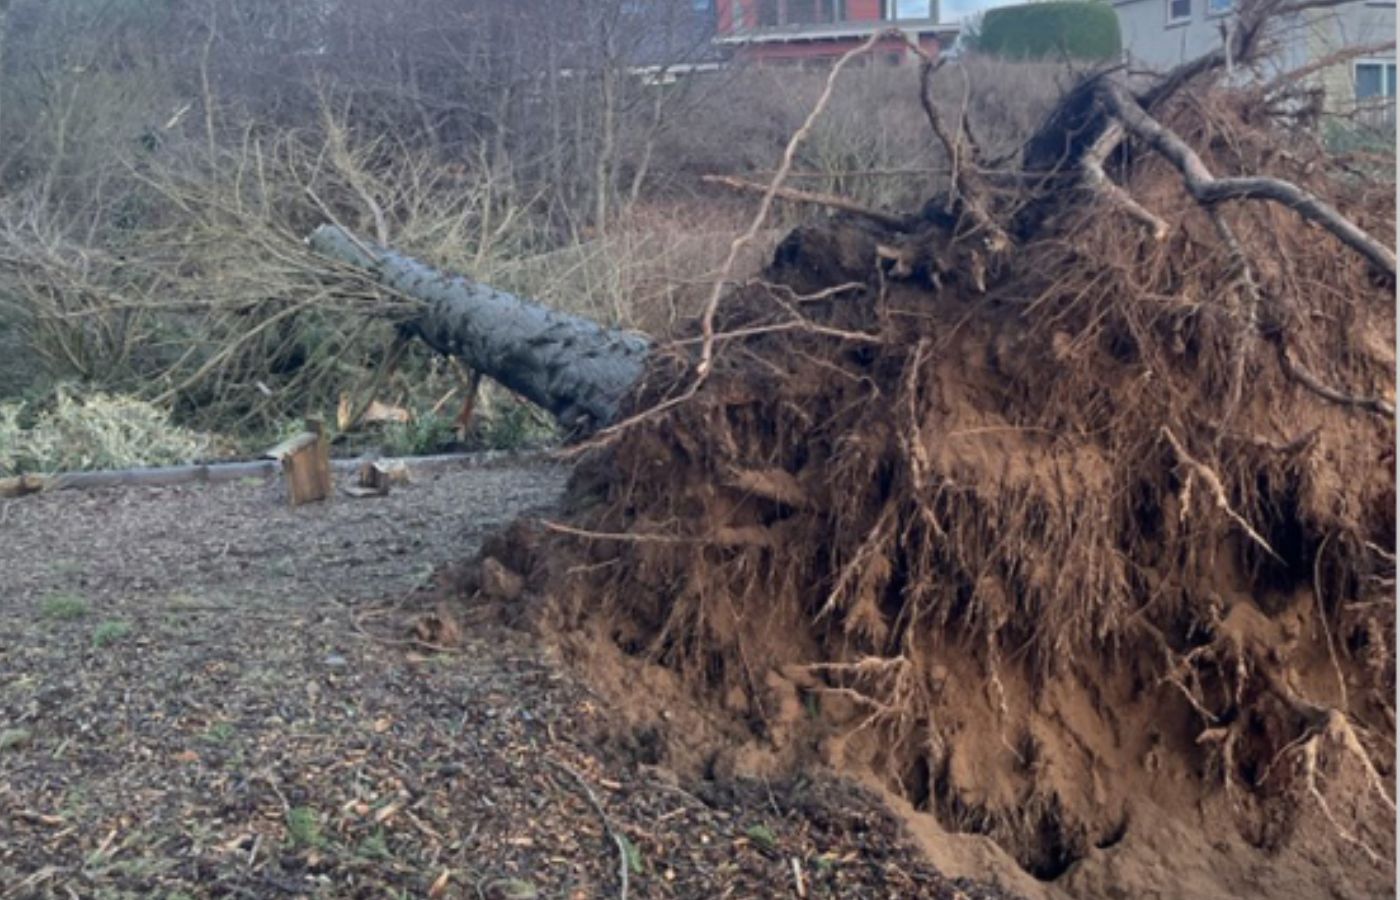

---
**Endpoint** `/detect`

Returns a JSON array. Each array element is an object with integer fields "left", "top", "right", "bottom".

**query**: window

[
  {"left": 1166, "top": 0, "right": 1191, "bottom": 23},
  {"left": 887, "top": 0, "right": 934, "bottom": 18},
  {"left": 1355, "top": 62, "right": 1397, "bottom": 101},
  {"left": 1206, "top": 0, "right": 1232, "bottom": 15},
  {"left": 757, "top": 0, "right": 847, "bottom": 26}
]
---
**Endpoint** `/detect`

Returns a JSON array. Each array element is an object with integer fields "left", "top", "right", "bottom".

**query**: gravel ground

[{"left": 0, "top": 461, "right": 1009, "bottom": 898}]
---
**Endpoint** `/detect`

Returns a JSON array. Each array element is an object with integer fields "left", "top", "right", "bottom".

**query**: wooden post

[{"left": 265, "top": 418, "right": 332, "bottom": 506}]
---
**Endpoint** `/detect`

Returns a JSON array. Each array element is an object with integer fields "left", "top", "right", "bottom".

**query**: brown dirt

[
  {"left": 0, "top": 463, "right": 1013, "bottom": 898},
  {"left": 457, "top": 87, "right": 1397, "bottom": 900}
]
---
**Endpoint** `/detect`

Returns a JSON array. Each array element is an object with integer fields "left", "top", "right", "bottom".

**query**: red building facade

[{"left": 713, "top": 0, "right": 957, "bottom": 64}]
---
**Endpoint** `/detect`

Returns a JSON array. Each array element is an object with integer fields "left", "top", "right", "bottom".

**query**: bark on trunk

[{"left": 307, "top": 225, "right": 650, "bottom": 431}]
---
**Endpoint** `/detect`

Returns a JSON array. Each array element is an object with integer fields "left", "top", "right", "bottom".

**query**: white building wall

[
  {"left": 1114, "top": 0, "right": 1226, "bottom": 70},
  {"left": 1113, "top": 0, "right": 1394, "bottom": 71},
  {"left": 1113, "top": 0, "right": 1395, "bottom": 111}
]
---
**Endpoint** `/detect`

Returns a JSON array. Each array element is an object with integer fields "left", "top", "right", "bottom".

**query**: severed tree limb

[
  {"left": 1080, "top": 119, "right": 1170, "bottom": 240},
  {"left": 1099, "top": 80, "right": 1397, "bottom": 278},
  {"left": 308, "top": 224, "right": 650, "bottom": 430},
  {"left": 701, "top": 174, "right": 912, "bottom": 231}
]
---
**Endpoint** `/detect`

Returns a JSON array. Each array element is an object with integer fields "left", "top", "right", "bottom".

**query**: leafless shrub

[
  {"left": 669, "top": 57, "right": 1074, "bottom": 215},
  {"left": 0, "top": 1, "right": 1075, "bottom": 448}
]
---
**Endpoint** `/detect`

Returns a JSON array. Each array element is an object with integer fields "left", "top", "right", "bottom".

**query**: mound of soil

[{"left": 451, "top": 84, "right": 1396, "bottom": 898}]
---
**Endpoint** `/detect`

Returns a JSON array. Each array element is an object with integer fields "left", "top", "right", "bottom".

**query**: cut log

[
  {"left": 307, "top": 225, "right": 651, "bottom": 431},
  {"left": 0, "top": 474, "right": 47, "bottom": 498},
  {"left": 345, "top": 458, "right": 410, "bottom": 498}
]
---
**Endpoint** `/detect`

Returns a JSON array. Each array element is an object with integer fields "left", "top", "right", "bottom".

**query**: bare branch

[
  {"left": 1259, "top": 39, "right": 1397, "bottom": 97},
  {"left": 701, "top": 174, "right": 911, "bottom": 231},
  {"left": 911, "top": 52, "right": 1010, "bottom": 251}
]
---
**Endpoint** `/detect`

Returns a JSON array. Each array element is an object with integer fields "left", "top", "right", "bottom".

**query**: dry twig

[
  {"left": 549, "top": 760, "right": 630, "bottom": 900},
  {"left": 702, "top": 174, "right": 911, "bottom": 231}
]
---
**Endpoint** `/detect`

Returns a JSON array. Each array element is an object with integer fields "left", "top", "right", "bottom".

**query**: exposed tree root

[
  {"left": 1098, "top": 80, "right": 1395, "bottom": 277},
  {"left": 1160, "top": 426, "right": 1281, "bottom": 561}
]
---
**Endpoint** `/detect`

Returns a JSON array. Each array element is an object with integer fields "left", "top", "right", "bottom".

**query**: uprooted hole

[
  {"left": 903, "top": 754, "right": 932, "bottom": 811},
  {"left": 1252, "top": 475, "right": 1314, "bottom": 595},
  {"left": 928, "top": 781, "right": 1091, "bottom": 882},
  {"left": 1027, "top": 808, "right": 1083, "bottom": 882}
]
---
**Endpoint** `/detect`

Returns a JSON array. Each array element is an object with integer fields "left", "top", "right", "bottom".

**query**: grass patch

[
  {"left": 285, "top": 806, "right": 325, "bottom": 849},
  {"left": 41, "top": 592, "right": 89, "bottom": 621},
  {"left": 745, "top": 824, "right": 778, "bottom": 850},
  {"left": 0, "top": 728, "right": 32, "bottom": 751},
  {"left": 619, "top": 833, "right": 644, "bottom": 875},
  {"left": 91, "top": 619, "right": 132, "bottom": 648},
  {"left": 202, "top": 722, "right": 236, "bottom": 745},
  {"left": 380, "top": 413, "right": 459, "bottom": 458},
  {"left": 356, "top": 830, "right": 391, "bottom": 861}
]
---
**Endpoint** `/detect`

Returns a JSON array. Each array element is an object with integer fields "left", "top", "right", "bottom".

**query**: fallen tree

[
  {"left": 307, "top": 225, "right": 650, "bottom": 432},
  {"left": 409, "top": 5, "right": 1395, "bottom": 896}
]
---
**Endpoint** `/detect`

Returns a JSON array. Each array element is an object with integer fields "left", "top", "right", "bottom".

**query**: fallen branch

[
  {"left": 549, "top": 760, "right": 630, "bottom": 900},
  {"left": 308, "top": 225, "right": 651, "bottom": 430},
  {"left": 1100, "top": 81, "right": 1397, "bottom": 277}
]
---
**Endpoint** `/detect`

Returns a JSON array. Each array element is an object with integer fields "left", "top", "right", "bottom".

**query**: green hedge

[{"left": 971, "top": 2, "right": 1122, "bottom": 61}]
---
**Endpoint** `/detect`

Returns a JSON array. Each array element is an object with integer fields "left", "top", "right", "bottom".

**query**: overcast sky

[{"left": 893, "top": 0, "right": 1021, "bottom": 23}]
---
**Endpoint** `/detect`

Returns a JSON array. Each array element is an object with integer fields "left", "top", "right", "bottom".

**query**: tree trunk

[{"left": 307, "top": 225, "right": 650, "bottom": 431}]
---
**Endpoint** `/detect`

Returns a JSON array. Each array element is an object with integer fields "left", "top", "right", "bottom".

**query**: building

[
  {"left": 1112, "top": 0, "right": 1396, "bottom": 121},
  {"left": 624, "top": 0, "right": 730, "bottom": 84},
  {"left": 712, "top": 1, "right": 960, "bottom": 65}
]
